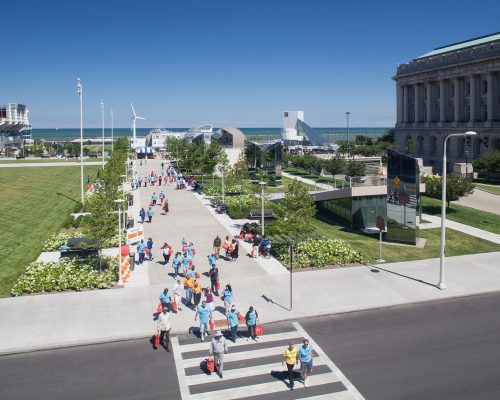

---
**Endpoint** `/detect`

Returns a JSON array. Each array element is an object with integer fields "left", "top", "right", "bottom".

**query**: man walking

[
  {"left": 147, "top": 207, "right": 154, "bottom": 223},
  {"left": 137, "top": 239, "right": 146, "bottom": 264},
  {"left": 147, "top": 237, "right": 154, "bottom": 261},
  {"left": 208, "top": 264, "right": 219, "bottom": 296},
  {"left": 245, "top": 306, "right": 259, "bottom": 341},
  {"left": 226, "top": 305, "right": 239, "bottom": 343},
  {"left": 195, "top": 300, "right": 212, "bottom": 342},
  {"left": 183, "top": 275, "right": 194, "bottom": 306},
  {"left": 213, "top": 235, "right": 222, "bottom": 259},
  {"left": 209, "top": 330, "right": 228, "bottom": 378},
  {"left": 252, "top": 234, "right": 261, "bottom": 258},
  {"left": 298, "top": 338, "right": 314, "bottom": 387},
  {"left": 156, "top": 307, "right": 172, "bottom": 352}
]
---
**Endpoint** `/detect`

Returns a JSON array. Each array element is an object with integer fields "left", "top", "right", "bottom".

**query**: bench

[{"left": 249, "top": 208, "right": 274, "bottom": 219}]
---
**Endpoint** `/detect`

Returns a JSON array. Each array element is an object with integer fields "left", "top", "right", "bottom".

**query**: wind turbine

[{"left": 130, "top": 103, "right": 145, "bottom": 148}]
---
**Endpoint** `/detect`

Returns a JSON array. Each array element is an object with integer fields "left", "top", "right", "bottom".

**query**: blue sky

[{"left": 2, "top": 0, "right": 500, "bottom": 128}]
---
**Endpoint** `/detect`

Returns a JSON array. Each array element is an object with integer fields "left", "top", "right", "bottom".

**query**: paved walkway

[
  {"left": 1, "top": 158, "right": 500, "bottom": 355},
  {"left": 452, "top": 187, "right": 500, "bottom": 215}
]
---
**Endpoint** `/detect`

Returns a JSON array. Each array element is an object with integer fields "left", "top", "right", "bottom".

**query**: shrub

[
  {"left": 274, "top": 238, "right": 364, "bottom": 268},
  {"left": 43, "top": 231, "right": 74, "bottom": 251},
  {"left": 11, "top": 256, "right": 118, "bottom": 296}
]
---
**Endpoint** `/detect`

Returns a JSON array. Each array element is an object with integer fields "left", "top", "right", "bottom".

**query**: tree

[
  {"left": 273, "top": 180, "right": 317, "bottom": 237},
  {"left": 345, "top": 160, "right": 366, "bottom": 177},
  {"left": 421, "top": 173, "right": 475, "bottom": 210},
  {"left": 473, "top": 150, "right": 500, "bottom": 180},
  {"left": 323, "top": 156, "right": 345, "bottom": 176}
]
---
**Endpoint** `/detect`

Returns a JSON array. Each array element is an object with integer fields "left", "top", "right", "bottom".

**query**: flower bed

[
  {"left": 43, "top": 231, "right": 122, "bottom": 251},
  {"left": 11, "top": 256, "right": 118, "bottom": 296},
  {"left": 275, "top": 238, "right": 364, "bottom": 268}
]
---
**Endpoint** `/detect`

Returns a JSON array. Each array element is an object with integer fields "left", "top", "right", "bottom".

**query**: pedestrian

[
  {"left": 137, "top": 239, "right": 146, "bottom": 264},
  {"left": 252, "top": 234, "right": 261, "bottom": 258},
  {"left": 173, "top": 279, "right": 183, "bottom": 311},
  {"left": 181, "top": 251, "right": 191, "bottom": 277},
  {"left": 223, "top": 235, "right": 230, "bottom": 258},
  {"left": 209, "top": 330, "right": 228, "bottom": 378},
  {"left": 158, "top": 175, "right": 163, "bottom": 186},
  {"left": 172, "top": 252, "right": 182, "bottom": 278},
  {"left": 245, "top": 306, "right": 259, "bottom": 341},
  {"left": 147, "top": 237, "right": 154, "bottom": 261},
  {"left": 189, "top": 265, "right": 199, "bottom": 282},
  {"left": 187, "top": 242, "right": 196, "bottom": 259},
  {"left": 159, "top": 288, "right": 171, "bottom": 310},
  {"left": 222, "top": 284, "right": 233, "bottom": 312},
  {"left": 283, "top": 341, "right": 299, "bottom": 390},
  {"left": 151, "top": 192, "right": 157, "bottom": 206},
  {"left": 162, "top": 243, "right": 171, "bottom": 265},
  {"left": 139, "top": 207, "right": 146, "bottom": 224},
  {"left": 156, "top": 306, "right": 172, "bottom": 352},
  {"left": 193, "top": 281, "right": 202, "bottom": 307},
  {"left": 205, "top": 287, "right": 215, "bottom": 313},
  {"left": 226, "top": 305, "right": 239, "bottom": 343},
  {"left": 195, "top": 300, "right": 212, "bottom": 342},
  {"left": 162, "top": 199, "right": 169, "bottom": 214},
  {"left": 208, "top": 264, "right": 219, "bottom": 295},
  {"left": 298, "top": 339, "right": 314, "bottom": 387},
  {"left": 207, "top": 253, "right": 217, "bottom": 268},
  {"left": 159, "top": 190, "right": 165, "bottom": 205},
  {"left": 183, "top": 274, "right": 194, "bottom": 306},
  {"left": 147, "top": 207, "right": 154, "bottom": 223},
  {"left": 161, "top": 161, "right": 164, "bottom": 169},
  {"left": 213, "top": 235, "right": 222, "bottom": 259}
]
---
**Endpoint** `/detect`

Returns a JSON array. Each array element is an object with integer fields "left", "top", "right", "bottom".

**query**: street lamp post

[
  {"left": 346, "top": 111, "right": 350, "bottom": 158},
  {"left": 439, "top": 131, "right": 476, "bottom": 289},
  {"left": 76, "top": 78, "right": 84, "bottom": 204},
  {"left": 259, "top": 181, "right": 266, "bottom": 236},
  {"left": 221, "top": 166, "right": 225, "bottom": 206},
  {"left": 100, "top": 99, "right": 105, "bottom": 168},
  {"left": 114, "top": 199, "right": 125, "bottom": 286}
]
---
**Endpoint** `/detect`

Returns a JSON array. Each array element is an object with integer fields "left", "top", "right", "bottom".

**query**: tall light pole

[
  {"left": 110, "top": 108, "right": 114, "bottom": 153},
  {"left": 345, "top": 111, "right": 351, "bottom": 158},
  {"left": 439, "top": 131, "right": 476, "bottom": 289},
  {"left": 76, "top": 78, "right": 84, "bottom": 204},
  {"left": 221, "top": 166, "right": 225, "bottom": 205},
  {"left": 259, "top": 181, "right": 266, "bottom": 236},
  {"left": 115, "top": 199, "right": 125, "bottom": 286},
  {"left": 100, "top": 99, "right": 105, "bottom": 168}
]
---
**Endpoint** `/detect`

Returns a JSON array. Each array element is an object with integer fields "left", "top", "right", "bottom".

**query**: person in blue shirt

[
  {"left": 207, "top": 253, "right": 217, "bottom": 268},
  {"left": 172, "top": 252, "right": 182, "bottom": 278},
  {"left": 181, "top": 252, "right": 191, "bottom": 277},
  {"left": 194, "top": 301, "right": 212, "bottom": 342},
  {"left": 245, "top": 306, "right": 259, "bottom": 341},
  {"left": 147, "top": 237, "right": 154, "bottom": 261},
  {"left": 298, "top": 339, "right": 314, "bottom": 387},
  {"left": 151, "top": 192, "right": 157, "bottom": 206},
  {"left": 159, "top": 288, "right": 171, "bottom": 310},
  {"left": 147, "top": 207, "right": 154, "bottom": 223},
  {"left": 139, "top": 208, "right": 146, "bottom": 224},
  {"left": 188, "top": 265, "right": 198, "bottom": 282},
  {"left": 226, "top": 305, "right": 239, "bottom": 343},
  {"left": 187, "top": 242, "right": 195, "bottom": 259},
  {"left": 222, "top": 284, "right": 233, "bottom": 313},
  {"left": 137, "top": 239, "right": 146, "bottom": 264}
]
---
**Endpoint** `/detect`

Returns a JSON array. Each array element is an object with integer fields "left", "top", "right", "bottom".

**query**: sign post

[{"left": 376, "top": 215, "right": 385, "bottom": 262}]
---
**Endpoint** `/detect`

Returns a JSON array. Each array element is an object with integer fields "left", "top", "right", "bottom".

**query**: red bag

[
  {"left": 154, "top": 333, "right": 160, "bottom": 348},
  {"left": 209, "top": 320, "right": 215, "bottom": 331},
  {"left": 255, "top": 324, "right": 265, "bottom": 336},
  {"left": 220, "top": 295, "right": 224, "bottom": 301},
  {"left": 149, "top": 201, "right": 153, "bottom": 206},
  {"left": 222, "top": 243, "right": 228, "bottom": 249},
  {"left": 156, "top": 303, "right": 163, "bottom": 313},
  {"left": 206, "top": 358, "right": 215, "bottom": 373},
  {"left": 238, "top": 313, "right": 245, "bottom": 322},
  {"left": 196, "top": 272, "right": 201, "bottom": 279},
  {"left": 216, "top": 280, "right": 220, "bottom": 291},
  {"left": 172, "top": 297, "right": 177, "bottom": 311},
  {"left": 250, "top": 249, "right": 254, "bottom": 257}
]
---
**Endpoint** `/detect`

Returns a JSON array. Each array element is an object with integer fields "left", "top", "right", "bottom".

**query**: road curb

[{"left": 2, "top": 289, "right": 500, "bottom": 357}]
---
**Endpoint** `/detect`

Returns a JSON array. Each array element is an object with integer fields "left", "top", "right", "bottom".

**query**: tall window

[
  {"left": 466, "top": 82, "right": 470, "bottom": 96},
  {"left": 417, "top": 136, "right": 424, "bottom": 156},
  {"left": 429, "top": 136, "right": 437, "bottom": 155},
  {"left": 483, "top": 103, "right": 488, "bottom": 121},
  {"left": 483, "top": 80, "right": 488, "bottom": 94}
]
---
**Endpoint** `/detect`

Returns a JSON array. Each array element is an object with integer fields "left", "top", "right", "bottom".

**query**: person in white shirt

[
  {"left": 173, "top": 279, "right": 183, "bottom": 311},
  {"left": 156, "top": 307, "right": 172, "bottom": 352}
]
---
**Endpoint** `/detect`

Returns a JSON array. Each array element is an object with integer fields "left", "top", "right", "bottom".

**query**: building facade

[
  {"left": 0, "top": 103, "right": 31, "bottom": 154},
  {"left": 394, "top": 33, "right": 500, "bottom": 172}
]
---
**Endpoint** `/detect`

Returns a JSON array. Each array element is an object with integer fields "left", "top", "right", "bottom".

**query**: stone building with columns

[{"left": 394, "top": 32, "right": 500, "bottom": 173}]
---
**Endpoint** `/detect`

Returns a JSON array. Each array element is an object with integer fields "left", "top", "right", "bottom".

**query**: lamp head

[{"left": 464, "top": 131, "right": 477, "bottom": 137}]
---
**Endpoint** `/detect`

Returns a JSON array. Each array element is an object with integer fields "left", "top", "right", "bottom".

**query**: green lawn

[
  {"left": 284, "top": 167, "right": 346, "bottom": 188},
  {"left": 422, "top": 196, "right": 500, "bottom": 235},
  {"left": 311, "top": 219, "right": 500, "bottom": 264},
  {"left": 0, "top": 165, "right": 100, "bottom": 297},
  {"left": 476, "top": 184, "right": 500, "bottom": 195},
  {"left": 0, "top": 159, "right": 78, "bottom": 164}
]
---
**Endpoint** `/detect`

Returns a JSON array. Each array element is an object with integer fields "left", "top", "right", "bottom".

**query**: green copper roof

[{"left": 416, "top": 32, "right": 500, "bottom": 59}]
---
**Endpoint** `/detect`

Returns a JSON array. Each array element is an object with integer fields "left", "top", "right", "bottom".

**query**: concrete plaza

[{"left": 0, "top": 158, "right": 500, "bottom": 355}]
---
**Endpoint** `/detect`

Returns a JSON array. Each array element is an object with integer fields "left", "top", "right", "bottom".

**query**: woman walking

[
  {"left": 222, "top": 284, "right": 233, "bottom": 312},
  {"left": 172, "top": 252, "right": 182, "bottom": 279},
  {"left": 193, "top": 281, "right": 202, "bottom": 307},
  {"left": 162, "top": 243, "right": 172, "bottom": 265},
  {"left": 173, "top": 279, "right": 183, "bottom": 311},
  {"left": 204, "top": 287, "right": 215, "bottom": 313},
  {"left": 282, "top": 341, "right": 299, "bottom": 390},
  {"left": 245, "top": 306, "right": 259, "bottom": 341},
  {"left": 298, "top": 339, "right": 314, "bottom": 387},
  {"left": 139, "top": 208, "right": 146, "bottom": 224}
]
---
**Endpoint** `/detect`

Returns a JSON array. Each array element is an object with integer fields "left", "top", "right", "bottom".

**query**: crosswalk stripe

[
  {"left": 171, "top": 336, "right": 191, "bottom": 400},
  {"left": 293, "top": 322, "right": 366, "bottom": 400},
  {"left": 178, "top": 330, "right": 304, "bottom": 353},
  {"left": 296, "top": 392, "right": 355, "bottom": 400},
  {"left": 181, "top": 345, "right": 291, "bottom": 368},
  {"left": 185, "top": 358, "right": 328, "bottom": 386},
  {"left": 188, "top": 372, "right": 341, "bottom": 400}
]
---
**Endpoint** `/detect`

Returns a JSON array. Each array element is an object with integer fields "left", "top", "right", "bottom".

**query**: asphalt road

[{"left": 1, "top": 293, "right": 500, "bottom": 400}]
